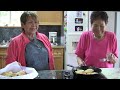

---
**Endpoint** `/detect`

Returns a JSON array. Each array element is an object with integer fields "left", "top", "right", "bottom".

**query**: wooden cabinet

[
  {"left": 0, "top": 47, "right": 7, "bottom": 69},
  {"left": 37, "top": 11, "right": 63, "bottom": 25},
  {"left": 52, "top": 46, "right": 64, "bottom": 70}
]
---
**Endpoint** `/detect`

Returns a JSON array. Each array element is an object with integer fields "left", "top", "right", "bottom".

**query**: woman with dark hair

[
  {"left": 75, "top": 11, "right": 118, "bottom": 68},
  {"left": 6, "top": 11, "right": 55, "bottom": 71}
]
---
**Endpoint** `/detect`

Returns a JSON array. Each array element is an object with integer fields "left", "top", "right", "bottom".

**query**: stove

[{"left": 62, "top": 71, "right": 73, "bottom": 79}]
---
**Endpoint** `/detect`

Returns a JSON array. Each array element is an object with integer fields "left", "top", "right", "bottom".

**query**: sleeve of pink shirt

[
  {"left": 110, "top": 32, "right": 118, "bottom": 58},
  {"left": 75, "top": 32, "right": 89, "bottom": 60},
  {"left": 5, "top": 39, "right": 18, "bottom": 65}
]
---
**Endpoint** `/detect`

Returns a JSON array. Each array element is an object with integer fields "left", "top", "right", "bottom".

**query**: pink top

[
  {"left": 5, "top": 32, "right": 55, "bottom": 70},
  {"left": 75, "top": 31, "right": 118, "bottom": 68}
]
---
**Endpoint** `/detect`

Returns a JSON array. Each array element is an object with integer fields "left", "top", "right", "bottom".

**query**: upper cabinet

[{"left": 37, "top": 11, "right": 63, "bottom": 25}]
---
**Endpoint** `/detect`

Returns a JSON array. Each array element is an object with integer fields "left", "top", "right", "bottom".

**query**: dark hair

[
  {"left": 90, "top": 11, "right": 108, "bottom": 25},
  {"left": 20, "top": 11, "right": 38, "bottom": 32},
  {"left": 20, "top": 11, "right": 38, "bottom": 24}
]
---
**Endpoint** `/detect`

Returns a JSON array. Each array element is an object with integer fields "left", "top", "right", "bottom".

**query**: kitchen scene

[{"left": 0, "top": 11, "right": 120, "bottom": 79}]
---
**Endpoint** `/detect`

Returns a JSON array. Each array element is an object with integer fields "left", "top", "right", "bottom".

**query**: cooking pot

[{"left": 67, "top": 64, "right": 102, "bottom": 79}]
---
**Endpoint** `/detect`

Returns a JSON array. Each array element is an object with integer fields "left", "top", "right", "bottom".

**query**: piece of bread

[
  {"left": 84, "top": 69, "right": 94, "bottom": 73},
  {"left": 1, "top": 70, "right": 27, "bottom": 77},
  {"left": 16, "top": 70, "right": 26, "bottom": 76},
  {"left": 75, "top": 69, "right": 84, "bottom": 74},
  {"left": 1, "top": 71, "right": 14, "bottom": 77},
  {"left": 75, "top": 68, "right": 97, "bottom": 75}
]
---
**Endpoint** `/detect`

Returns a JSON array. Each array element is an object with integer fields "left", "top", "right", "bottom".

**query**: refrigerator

[
  {"left": 115, "top": 12, "right": 120, "bottom": 68},
  {"left": 64, "top": 11, "right": 90, "bottom": 70}
]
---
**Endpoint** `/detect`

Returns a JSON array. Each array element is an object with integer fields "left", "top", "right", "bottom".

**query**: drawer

[
  {"left": 0, "top": 55, "right": 6, "bottom": 69},
  {"left": 0, "top": 48, "right": 7, "bottom": 53},
  {"left": 52, "top": 48, "right": 63, "bottom": 56},
  {"left": 54, "top": 57, "right": 63, "bottom": 70}
]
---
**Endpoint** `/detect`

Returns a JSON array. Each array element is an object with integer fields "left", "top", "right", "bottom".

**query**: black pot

[{"left": 67, "top": 64, "right": 102, "bottom": 79}]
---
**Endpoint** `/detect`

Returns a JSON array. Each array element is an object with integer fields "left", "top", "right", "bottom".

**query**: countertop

[
  {"left": 0, "top": 45, "right": 8, "bottom": 48},
  {"left": 35, "top": 68, "right": 120, "bottom": 79},
  {"left": 0, "top": 45, "right": 64, "bottom": 48},
  {"left": 52, "top": 45, "right": 64, "bottom": 48},
  {"left": 101, "top": 68, "right": 120, "bottom": 79}
]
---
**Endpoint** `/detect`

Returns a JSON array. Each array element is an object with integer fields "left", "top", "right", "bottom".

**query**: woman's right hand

[{"left": 77, "top": 57, "right": 84, "bottom": 66}]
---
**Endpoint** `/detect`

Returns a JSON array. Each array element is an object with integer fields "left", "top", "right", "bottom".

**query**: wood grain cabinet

[
  {"left": 52, "top": 46, "right": 64, "bottom": 70},
  {"left": 0, "top": 48, "right": 7, "bottom": 69},
  {"left": 37, "top": 11, "right": 63, "bottom": 25}
]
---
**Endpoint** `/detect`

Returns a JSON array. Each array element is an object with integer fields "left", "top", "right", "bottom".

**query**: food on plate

[
  {"left": 1, "top": 70, "right": 27, "bottom": 77},
  {"left": 16, "top": 70, "right": 26, "bottom": 76},
  {"left": 75, "top": 68, "right": 98, "bottom": 75}
]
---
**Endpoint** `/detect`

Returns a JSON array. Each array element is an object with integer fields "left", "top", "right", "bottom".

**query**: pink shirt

[
  {"left": 5, "top": 32, "right": 55, "bottom": 70},
  {"left": 75, "top": 31, "right": 118, "bottom": 68}
]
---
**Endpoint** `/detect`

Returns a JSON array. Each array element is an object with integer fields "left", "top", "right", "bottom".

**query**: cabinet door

[
  {"left": 54, "top": 57, "right": 63, "bottom": 70},
  {"left": 0, "top": 55, "right": 6, "bottom": 69},
  {"left": 52, "top": 48, "right": 64, "bottom": 70},
  {"left": 0, "top": 48, "right": 7, "bottom": 69},
  {"left": 37, "top": 11, "right": 63, "bottom": 25}
]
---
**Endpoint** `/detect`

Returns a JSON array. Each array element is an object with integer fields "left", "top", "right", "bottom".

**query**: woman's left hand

[{"left": 107, "top": 53, "right": 116, "bottom": 64}]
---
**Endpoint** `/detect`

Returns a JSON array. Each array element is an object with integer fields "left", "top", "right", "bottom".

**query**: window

[{"left": 0, "top": 11, "right": 24, "bottom": 26}]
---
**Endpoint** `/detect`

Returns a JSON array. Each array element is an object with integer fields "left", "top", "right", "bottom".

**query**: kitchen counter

[
  {"left": 52, "top": 45, "right": 64, "bottom": 48},
  {"left": 0, "top": 45, "right": 65, "bottom": 48},
  {"left": 0, "top": 45, "right": 8, "bottom": 48},
  {"left": 35, "top": 68, "right": 120, "bottom": 79},
  {"left": 101, "top": 68, "right": 120, "bottom": 79}
]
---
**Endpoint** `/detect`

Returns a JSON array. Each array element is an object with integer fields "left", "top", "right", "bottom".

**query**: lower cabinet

[
  {"left": 52, "top": 46, "right": 64, "bottom": 70},
  {"left": 0, "top": 55, "right": 6, "bottom": 69},
  {"left": 0, "top": 48, "right": 7, "bottom": 69}
]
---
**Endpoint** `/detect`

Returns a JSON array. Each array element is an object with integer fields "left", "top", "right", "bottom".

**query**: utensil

[
  {"left": 67, "top": 64, "right": 78, "bottom": 71},
  {"left": 18, "top": 62, "right": 25, "bottom": 71},
  {"left": 99, "top": 53, "right": 113, "bottom": 62},
  {"left": 99, "top": 58, "right": 108, "bottom": 62}
]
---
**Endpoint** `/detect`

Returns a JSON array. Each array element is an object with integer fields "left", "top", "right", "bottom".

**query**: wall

[
  {"left": 0, "top": 27, "right": 21, "bottom": 42},
  {"left": 115, "top": 12, "right": 120, "bottom": 68},
  {"left": 88, "top": 11, "right": 116, "bottom": 32},
  {"left": 106, "top": 11, "right": 116, "bottom": 32}
]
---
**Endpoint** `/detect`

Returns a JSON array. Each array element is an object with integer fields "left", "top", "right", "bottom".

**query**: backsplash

[
  {"left": 0, "top": 25, "right": 63, "bottom": 45},
  {"left": 0, "top": 27, "right": 22, "bottom": 43},
  {"left": 38, "top": 25, "right": 62, "bottom": 45}
]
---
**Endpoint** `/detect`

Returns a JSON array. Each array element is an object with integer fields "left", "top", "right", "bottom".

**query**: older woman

[
  {"left": 6, "top": 11, "right": 55, "bottom": 70},
  {"left": 75, "top": 11, "right": 118, "bottom": 68}
]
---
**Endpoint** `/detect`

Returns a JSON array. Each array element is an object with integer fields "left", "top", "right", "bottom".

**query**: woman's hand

[
  {"left": 107, "top": 53, "right": 117, "bottom": 64},
  {"left": 77, "top": 57, "right": 84, "bottom": 66}
]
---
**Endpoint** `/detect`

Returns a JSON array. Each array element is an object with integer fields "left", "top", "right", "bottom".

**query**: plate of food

[
  {"left": 67, "top": 64, "right": 102, "bottom": 79},
  {"left": 0, "top": 61, "right": 38, "bottom": 79},
  {"left": 73, "top": 66, "right": 102, "bottom": 79}
]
